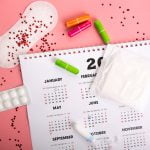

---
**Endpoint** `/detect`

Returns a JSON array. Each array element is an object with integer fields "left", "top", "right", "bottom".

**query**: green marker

[
  {"left": 55, "top": 59, "right": 79, "bottom": 75},
  {"left": 94, "top": 19, "right": 110, "bottom": 44}
]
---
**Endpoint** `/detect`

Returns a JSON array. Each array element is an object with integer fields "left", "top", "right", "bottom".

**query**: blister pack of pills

[{"left": 0, "top": 86, "right": 30, "bottom": 112}]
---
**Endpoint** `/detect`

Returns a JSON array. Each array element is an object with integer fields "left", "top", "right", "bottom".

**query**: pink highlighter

[{"left": 68, "top": 21, "right": 92, "bottom": 37}]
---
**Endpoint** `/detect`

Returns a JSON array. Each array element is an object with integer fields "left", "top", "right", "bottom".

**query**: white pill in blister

[
  {"left": 9, "top": 90, "right": 18, "bottom": 98},
  {"left": 0, "top": 102, "right": 4, "bottom": 111},
  {"left": 3, "top": 100, "right": 12, "bottom": 109},
  {"left": 20, "top": 96, "right": 28, "bottom": 104},
  {"left": 1, "top": 93, "right": 10, "bottom": 100},
  {"left": 12, "top": 98, "right": 20, "bottom": 106},
  {"left": 17, "top": 88, "right": 26, "bottom": 96}
]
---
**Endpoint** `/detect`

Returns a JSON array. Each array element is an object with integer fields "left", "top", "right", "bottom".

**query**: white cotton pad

[
  {"left": 0, "top": 1, "right": 58, "bottom": 68},
  {"left": 92, "top": 45, "right": 150, "bottom": 111},
  {"left": 0, "top": 86, "right": 30, "bottom": 112}
]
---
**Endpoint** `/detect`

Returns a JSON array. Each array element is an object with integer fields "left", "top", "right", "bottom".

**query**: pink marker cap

[{"left": 68, "top": 21, "right": 92, "bottom": 37}]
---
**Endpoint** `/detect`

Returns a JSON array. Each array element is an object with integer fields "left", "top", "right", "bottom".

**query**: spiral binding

[{"left": 21, "top": 40, "right": 150, "bottom": 60}]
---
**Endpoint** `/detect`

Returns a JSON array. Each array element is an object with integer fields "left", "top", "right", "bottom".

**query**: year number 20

[{"left": 87, "top": 57, "right": 103, "bottom": 70}]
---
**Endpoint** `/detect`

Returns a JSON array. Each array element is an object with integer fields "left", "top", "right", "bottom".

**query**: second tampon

[
  {"left": 94, "top": 19, "right": 110, "bottom": 44},
  {"left": 55, "top": 59, "right": 79, "bottom": 75},
  {"left": 68, "top": 21, "right": 92, "bottom": 37},
  {"left": 66, "top": 14, "right": 90, "bottom": 28},
  {"left": 72, "top": 122, "right": 95, "bottom": 143}
]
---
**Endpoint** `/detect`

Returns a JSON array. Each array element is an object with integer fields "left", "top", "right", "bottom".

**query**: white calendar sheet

[{"left": 20, "top": 41, "right": 150, "bottom": 150}]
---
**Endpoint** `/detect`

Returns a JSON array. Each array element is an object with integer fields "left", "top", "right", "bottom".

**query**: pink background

[{"left": 0, "top": 0, "right": 150, "bottom": 149}]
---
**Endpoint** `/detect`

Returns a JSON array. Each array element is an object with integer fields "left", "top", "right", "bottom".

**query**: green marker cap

[
  {"left": 94, "top": 19, "right": 110, "bottom": 44},
  {"left": 55, "top": 59, "right": 79, "bottom": 75}
]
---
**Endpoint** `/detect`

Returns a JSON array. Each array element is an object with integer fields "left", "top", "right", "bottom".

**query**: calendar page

[{"left": 20, "top": 41, "right": 150, "bottom": 150}]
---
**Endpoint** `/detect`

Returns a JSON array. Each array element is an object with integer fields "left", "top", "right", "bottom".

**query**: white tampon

[{"left": 72, "top": 122, "right": 95, "bottom": 143}]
